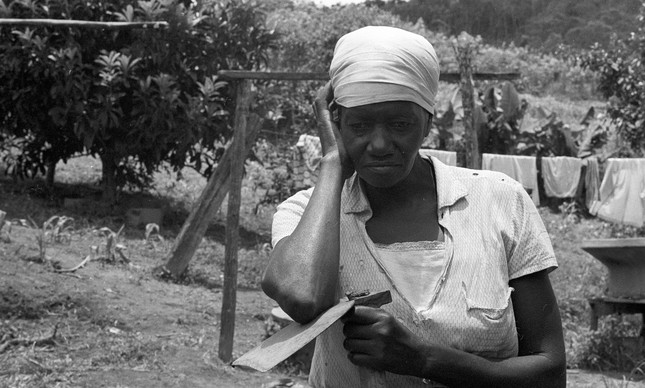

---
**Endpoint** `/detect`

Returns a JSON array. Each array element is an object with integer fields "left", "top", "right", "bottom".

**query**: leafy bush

[
  {"left": 579, "top": 2, "right": 645, "bottom": 157},
  {"left": 573, "top": 315, "right": 645, "bottom": 373},
  {"left": 475, "top": 44, "right": 598, "bottom": 99},
  {"left": 0, "top": 0, "right": 276, "bottom": 202},
  {"left": 0, "top": 17, "right": 86, "bottom": 184}
]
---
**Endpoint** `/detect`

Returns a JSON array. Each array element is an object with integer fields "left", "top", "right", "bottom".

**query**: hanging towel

[
  {"left": 482, "top": 153, "right": 540, "bottom": 206},
  {"left": 584, "top": 157, "right": 601, "bottom": 215},
  {"left": 295, "top": 134, "right": 322, "bottom": 172},
  {"left": 419, "top": 148, "right": 457, "bottom": 166},
  {"left": 541, "top": 156, "right": 583, "bottom": 198},
  {"left": 595, "top": 158, "right": 645, "bottom": 227}
]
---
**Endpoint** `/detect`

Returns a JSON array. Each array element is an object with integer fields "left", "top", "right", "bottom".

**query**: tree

[
  {"left": 579, "top": 2, "right": 645, "bottom": 156},
  {"left": 0, "top": 2, "right": 87, "bottom": 185},
  {"left": 0, "top": 0, "right": 275, "bottom": 202},
  {"left": 367, "top": 0, "right": 641, "bottom": 49}
]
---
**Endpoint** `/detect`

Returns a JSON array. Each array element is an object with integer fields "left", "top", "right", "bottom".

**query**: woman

[{"left": 262, "top": 26, "right": 566, "bottom": 387}]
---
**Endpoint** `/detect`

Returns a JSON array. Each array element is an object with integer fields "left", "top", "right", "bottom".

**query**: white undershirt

[{"left": 374, "top": 241, "right": 447, "bottom": 313}]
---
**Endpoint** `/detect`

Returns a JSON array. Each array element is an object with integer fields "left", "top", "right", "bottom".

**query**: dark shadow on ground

[{"left": 0, "top": 176, "right": 270, "bottom": 250}]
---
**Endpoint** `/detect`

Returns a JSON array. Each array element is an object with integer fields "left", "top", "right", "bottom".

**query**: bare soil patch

[{"left": 0, "top": 222, "right": 307, "bottom": 388}]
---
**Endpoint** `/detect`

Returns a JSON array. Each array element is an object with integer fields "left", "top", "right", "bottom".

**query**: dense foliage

[
  {"left": 257, "top": 0, "right": 599, "bottom": 158},
  {"left": 579, "top": 2, "right": 645, "bottom": 156},
  {"left": 0, "top": 0, "right": 275, "bottom": 202},
  {"left": 1, "top": 0, "right": 638, "bottom": 205},
  {"left": 367, "top": 0, "right": 641, "bottom": 51}
]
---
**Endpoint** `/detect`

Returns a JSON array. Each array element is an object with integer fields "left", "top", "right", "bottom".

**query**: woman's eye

[
  {"left": 389, "top": 121, "right": 411, "bottom": 129},
  {"left": 349, "top": 122, "right": 370, "bottom": 131}
]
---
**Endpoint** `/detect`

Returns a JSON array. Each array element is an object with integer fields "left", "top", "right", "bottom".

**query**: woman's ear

[
  {"left": 332, "top": 108, "right": 339, "bottom": 123},
  {"left": 332, "top": 105, "right": 341, "bottom": 128},
  {"left": 424, "top": 114, "right": 433, "bottom": 138}
]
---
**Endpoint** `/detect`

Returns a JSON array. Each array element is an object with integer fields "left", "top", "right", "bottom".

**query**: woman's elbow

[
  {"left": 261, "top": 275, "right": 328, "bottom": 324},
  {"left": 550, "top": 357, "right": 567, "bottom": 388},
  {"left": 260, "top": 270, "right": 281, "bottom": 305},
  {"left": 280, "top": 300, "right": 322, "bottom": 324},
  {"left": 539, "top": 352, "right": 567, "bottom": 388}
]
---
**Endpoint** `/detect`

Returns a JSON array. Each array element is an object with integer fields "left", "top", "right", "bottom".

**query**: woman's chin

[{"left": 359, "top": 171, "right": 404, "bottom": 188}]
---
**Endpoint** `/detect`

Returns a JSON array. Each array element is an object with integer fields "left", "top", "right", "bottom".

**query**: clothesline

[
  {"left": 480, "top": 153, "right": 645, "bottom": 228},
  {"left": 288, "top": 135, "right": 644, "bottom": 227}
]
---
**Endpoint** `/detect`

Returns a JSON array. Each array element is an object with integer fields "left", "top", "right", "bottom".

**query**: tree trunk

[
  {"left": 456, "top": 35, "right": 481, "bottom": 170},
  {"left": 45, "top": 158, "right": 57, "bottom": 187},
  {"left": 100, "top": 150, "right": 118, "bottom": 204}
]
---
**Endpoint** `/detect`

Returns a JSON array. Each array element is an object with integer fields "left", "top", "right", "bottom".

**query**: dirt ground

[
  {"left": 0, "top": 223, "right": 310, "bottom": 388},
  {"left": 0, "top": 221, "right": 644, "bottom": 388}
]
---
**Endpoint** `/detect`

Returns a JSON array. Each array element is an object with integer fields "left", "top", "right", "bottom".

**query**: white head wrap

[{"left": 329, "top": 26, "right": 440, "bottom": 114}]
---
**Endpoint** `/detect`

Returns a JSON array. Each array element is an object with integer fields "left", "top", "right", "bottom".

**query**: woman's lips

[
  {"left": 363, "top": 162, "right": 401, "bottom": 173},
  {"left": 363, "top": 161, "right": 401, "bottom": 167}
]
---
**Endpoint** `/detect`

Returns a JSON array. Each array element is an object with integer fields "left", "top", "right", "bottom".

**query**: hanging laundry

[
  {"left": 595, "top": 158, "right": 645, "bottom": 227},
  {"left": 482, "top": 153, "right": 540, "bottom": 206},
  {"left": 541, "top": 156, "right": 583, "bottom": 198},
  {"left": 418, "top": 148, "right": 458, "bottom": 166},
  {"left": 584, "top": 157, "right": 601, "bottom": 215}
]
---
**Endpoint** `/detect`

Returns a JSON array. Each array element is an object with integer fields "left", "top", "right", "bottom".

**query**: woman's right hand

[{"left": 313, "top": 82, "right": 354, "bottom": 179}]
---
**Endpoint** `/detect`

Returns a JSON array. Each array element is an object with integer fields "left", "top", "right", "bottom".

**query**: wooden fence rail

[
  {"left": 218, "top": 70, "right": 521, "bottom": 83},
  {"left": 0, "top": 19, "right": 168, "bottom": 30}
]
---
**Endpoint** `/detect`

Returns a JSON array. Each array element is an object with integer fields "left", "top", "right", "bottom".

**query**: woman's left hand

[{"left": 341, "top": 306, "right": 427, "bottom": 376}]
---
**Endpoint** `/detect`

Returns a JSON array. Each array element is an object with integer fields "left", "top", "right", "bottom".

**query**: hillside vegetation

[{"left": 368, "top": 0, "right": 642, "bottom": 50}]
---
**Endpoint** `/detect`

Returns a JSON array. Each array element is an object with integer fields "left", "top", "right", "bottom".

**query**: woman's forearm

[
  {"left": 416, "top": 273, "right": 565, "bottom": 387},
  {"left": 417, "top": 344, "right": 566, "bottom": 388},
  {"left": 262, "top": 153, "right": 346, "bottom": 323}
]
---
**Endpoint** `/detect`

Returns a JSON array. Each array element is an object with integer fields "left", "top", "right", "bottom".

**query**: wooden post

[
  {"left": 454, "top": 33, "right": 481, "bottom": 169},
  {"left": 0, "top": 210, "right": 6, "bottom": 234},
  {"left": 162, "top": 101, "right": 260, "bottom": 279},
  {"left": 459, "top": 61, "right": 479, "bottom": 169},
  {"left": 218, "top": 80, "right": 251, "bottom": 362}
]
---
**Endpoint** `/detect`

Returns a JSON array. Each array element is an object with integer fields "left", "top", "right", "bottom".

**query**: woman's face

[{"left": 339, "top": 101, "right": 431, "bottom": 188}]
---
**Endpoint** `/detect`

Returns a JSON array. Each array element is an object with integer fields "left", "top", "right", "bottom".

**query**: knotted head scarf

[{"left": 329, "top": 26, "right": 440, "bottom": 114}]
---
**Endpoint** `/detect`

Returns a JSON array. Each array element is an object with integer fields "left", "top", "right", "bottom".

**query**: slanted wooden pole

[
  {"left": 162, "top": 106, "right": 260, "bottom": 279},
  {"left": 218, "top": 79, "right": 252, "bottom": 362}
]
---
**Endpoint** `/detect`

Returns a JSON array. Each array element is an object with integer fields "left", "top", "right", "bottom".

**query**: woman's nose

[{"left": 367, "top": 124, "right": 392, "bottom": 154}]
